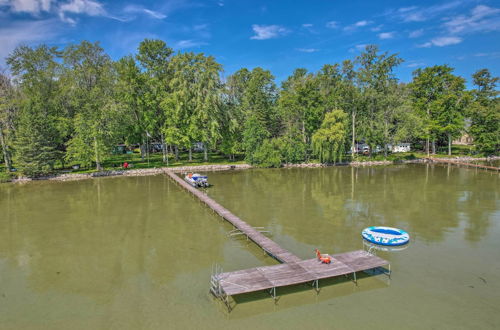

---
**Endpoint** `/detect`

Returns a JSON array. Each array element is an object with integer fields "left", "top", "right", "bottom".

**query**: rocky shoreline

[
  {"left": 7, "top": 156, "right": 499, "bottom": 183},
  {"left": 11, "top": 164, "right": 252, "bottom": 183}
]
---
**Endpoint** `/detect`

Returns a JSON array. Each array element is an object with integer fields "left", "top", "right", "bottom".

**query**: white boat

[{"left": 184, "top": 173, "right": 209, "bottom": 188}]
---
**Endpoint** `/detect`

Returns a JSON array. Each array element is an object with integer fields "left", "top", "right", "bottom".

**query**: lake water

[{"left": 0, "top": 164, "right": 499, "bottom": 329}]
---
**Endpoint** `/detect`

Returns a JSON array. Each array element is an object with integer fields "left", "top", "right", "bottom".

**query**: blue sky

[{"left": 1, "top": 0, "right": 499, "bottom": 85}]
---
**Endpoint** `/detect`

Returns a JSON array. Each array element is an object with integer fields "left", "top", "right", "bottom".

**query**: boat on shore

[{"left": 184, "top": 173, "right": 209, "bottom": 188}]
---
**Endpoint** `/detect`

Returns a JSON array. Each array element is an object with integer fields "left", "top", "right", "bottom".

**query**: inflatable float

[{"left": 362, "top": 226, "right": 410, "bottom": 246}]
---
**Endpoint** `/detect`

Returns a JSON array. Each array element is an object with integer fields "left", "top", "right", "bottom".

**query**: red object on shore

[{"left": 123, "top": 162, "right": 129, "bottom": 169}]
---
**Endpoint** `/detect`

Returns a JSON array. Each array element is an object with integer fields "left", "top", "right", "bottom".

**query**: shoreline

[{"left": 7, "top": 155, "right": 500, "bottom": 184}]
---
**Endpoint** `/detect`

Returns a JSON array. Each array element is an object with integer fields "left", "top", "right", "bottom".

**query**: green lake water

[{"left": 0, "top": 164, "right": 499, "bottom": 329}]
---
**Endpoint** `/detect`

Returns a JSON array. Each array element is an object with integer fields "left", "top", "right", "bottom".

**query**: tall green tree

[
  {"left": 221, "top": 68, "right": 251, "bottom": 160},
  {"left": 0, "top": 72, "right": 17, "bottom": 171},
  {"left": 312, "top": 109, "right": 348, "bottom": 164},
  {"left": 136, "top": 39, "right": 174, "bottom": 163},
  {"left": 7, "top": 45, "right": 62, "bottom": 176},
  {"left": 279, "top": 68, "right": 323, "bottom": 160},
  {"left": 241, "top": 68, "right": 280, "bottom": 162},
  {"left": 469, "top": 69, "right": 499, "bottom": 154},
  {"left": 63, "top": 41, "right": 123, "bottom": 170},
  {"left": 115, "top": 55, "right": 147, "bottom": 153},
  {"left": 355, "top": 45, "right": 403, "bottom": 157},
  {"left": 410, "top": 65, "right": 466, "bottom": 155},
  {"left": 164, "top": 52, "right": 223, "bottom": 161}
]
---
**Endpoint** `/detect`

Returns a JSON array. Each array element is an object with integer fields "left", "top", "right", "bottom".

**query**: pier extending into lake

[
  {"left": 428, "top": 157, "right": 500, "bottom": 172},
  {"left": 164, "top": 170, "right": 390, "bottom": 311}
]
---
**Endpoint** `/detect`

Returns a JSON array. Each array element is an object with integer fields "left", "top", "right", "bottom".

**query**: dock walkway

[{"left": 164, "top": 170, "right": 301, "bottom": 263}]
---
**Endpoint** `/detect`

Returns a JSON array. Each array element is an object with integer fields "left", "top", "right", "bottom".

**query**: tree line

[{"left": 0, "top": 40, "right": 498, "bottom": 177}]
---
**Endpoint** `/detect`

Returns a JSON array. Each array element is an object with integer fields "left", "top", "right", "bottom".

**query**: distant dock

[
  {"left": 164, "top": 170, "right": 390, "bottom": 311},
  {"left": 427, "top": 158, "right": 500, "bottom": 172}
]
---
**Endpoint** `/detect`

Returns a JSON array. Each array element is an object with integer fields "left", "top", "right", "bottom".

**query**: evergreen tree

[{"left": 7, "top": 45, "right": 62, "bottom": 176}]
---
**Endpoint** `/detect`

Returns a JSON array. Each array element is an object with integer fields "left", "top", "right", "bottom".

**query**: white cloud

[
  {"left": 474, "top": 52, "right": 500, "bottom": 58},
  {"left": 344, "top": 20, "right": 372, "bottom": 31},
  {"left": 371, "top": 25, "right": 383, "bottom": 32},
  {"left": 0, "top": 19, "right": 59, "bottom": 64},
  {"left": 354, "top": 20, "right": 370, "bottom": 27},
  {"left": 296, "top": 48, "right": 319, "bottom": 53},
  {"left": 4, "top": 0, "right": 53, "bottom": 14},
  {"left": 389, "top": 1, "right": 463, "bottom": 22},
  {"left": 349, "top": 44, "right": 367, "bottom": 52},
  {"left": 418, "top": 36, "right": 462, "bottom": 48},
  {"left": 250, "top": 24, "right": 288, "bottom": 40},
  {"left": 443, "top": 5, "right": 500, "bottom": 34},
  {"left": 325, "top": 21, "right": 338, "bottom": 29},
  {"left": 409, "top": 29, "right": 424, "bottom": 38},
  {"left": 378, "top": 32, "right": 395, "bottom": 39},
  {"left": 302, "top": 23, "right": 313, "bottom": 28},
  {"left": 123, "top": 4, "right": 166, "bottom": 19},
  {"left": 58, "top": 0, "right": 106, "bottom": 24},
  {"left": 407, "top": 61, "right": 425, "bottom": 68},
  {"left": 175, "top": 39, "right": 207, "bottom": 49},
  {"left": 59, "top": 0, "right": 104, "bottom": 16}
]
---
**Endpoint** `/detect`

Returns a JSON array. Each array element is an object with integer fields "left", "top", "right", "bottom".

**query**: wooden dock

[
  {"left": 164, "top": 170, "right": 301, "bottom": 263},
  {"left": 213, "top": 250, "right": 389, "bottom": 297},
  {"left": 164, "top": 170, "right": 390, "bottom": 310},
  {"left": 428, "top": 158, "right": 499, "bottom": 172}
]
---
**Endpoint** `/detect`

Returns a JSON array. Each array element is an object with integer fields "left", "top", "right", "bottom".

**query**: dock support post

[
  {"left": 312, "top": 279, "right": 319, "bottom": 293},
  {"left": 353, "top": 271, "right": 357, "bottom": 286},
  {"left": 268, "top": 287, "right": 277, "bottom": 300}
]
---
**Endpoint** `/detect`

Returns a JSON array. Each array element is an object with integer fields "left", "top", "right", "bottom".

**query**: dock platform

[{"left": 214, "top": 250, "right": 389, "bottom": 297}]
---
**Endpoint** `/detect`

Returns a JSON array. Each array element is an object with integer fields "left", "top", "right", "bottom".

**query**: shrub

[
  {"left": 251, "top": 139, "right": 282, "bottom": 168},
  {"left": 0, "top": 172, "right": 13, "bottom": 183}
]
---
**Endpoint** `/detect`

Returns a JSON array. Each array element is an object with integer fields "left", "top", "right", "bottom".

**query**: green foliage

[
  {"left": 469, "top": 69, "right": 499, "bottom": 154},
  {"left": 14, "top": 108, "right": 60, "bottom": 177},
  {"left": 1, "top": 40, "right": 497, "bottom": 177},
  {"left": 0, "top": 171, "right": 13, "bottom": 183},
  {"left": 62, "top": 41, "right": 123, "bottom": 170},
  {"left": 279, "top": 68, "right": 324, "bottom": 150},
  {"left": 7, "top": 45, "right": 62, "bottom": 177},
  {"left": 410, "top": 65, "right": 467, "bottom": 155},
  {"left": 251, "top": 139, "right": 282, "bottom": 168},
  {"left": 243, "top": 114, "right": 269, "bottom": 163},
  {"left": 312, "top": 110, "right": 348, "bottom": 163},
  {"left": 276, "top": 130, "right": 307, "bottom": 164},
  {"left": 163, "top": 52, "right": 223, "bottom": 161}
]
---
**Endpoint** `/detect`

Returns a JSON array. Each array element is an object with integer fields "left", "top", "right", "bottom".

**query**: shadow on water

[{"left": 213, "top": 267, "right": 390, "bottom": 318}]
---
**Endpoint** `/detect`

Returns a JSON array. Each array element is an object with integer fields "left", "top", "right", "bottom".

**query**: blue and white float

[{"left": 362, "top": 226, "right": 410, "bottom": 246}]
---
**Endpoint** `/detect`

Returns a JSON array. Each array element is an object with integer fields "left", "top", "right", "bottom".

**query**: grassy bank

[{"left": 1, "top": 145, "right": 497, "bottom": 180}]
